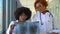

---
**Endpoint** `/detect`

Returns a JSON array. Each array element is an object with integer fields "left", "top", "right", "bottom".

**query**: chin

[{"left": 21, "top": 20, "right": 25, "bottom": 22}]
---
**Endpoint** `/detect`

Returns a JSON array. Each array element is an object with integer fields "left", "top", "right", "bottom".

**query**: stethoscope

[{"left": 39, "top": 10, "right": 54, "bottom": 29}]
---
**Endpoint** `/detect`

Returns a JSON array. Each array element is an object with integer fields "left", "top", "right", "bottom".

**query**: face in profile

[
  {"left": 19, "top": 13, "right": 27, "bottom": 22},
  {"left": 35, "top": 2, "right": 46, "bottom": 13}
]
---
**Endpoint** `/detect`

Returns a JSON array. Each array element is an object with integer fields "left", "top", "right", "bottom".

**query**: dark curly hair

[{"left": 14, "top": 7, "right": 31, "bottom": 20}]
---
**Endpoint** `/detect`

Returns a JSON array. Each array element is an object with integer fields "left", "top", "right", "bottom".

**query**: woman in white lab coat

[
  {"left": 32, "top": 0, "right": 58, "bottom": 34},
  {"left": 6, "top": 7, "right": 32, "bottom": 34}
]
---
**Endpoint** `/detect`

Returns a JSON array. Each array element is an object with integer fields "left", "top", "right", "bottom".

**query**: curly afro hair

[{"left": 14, "top": 7, "right": 32, "bottom": 20}]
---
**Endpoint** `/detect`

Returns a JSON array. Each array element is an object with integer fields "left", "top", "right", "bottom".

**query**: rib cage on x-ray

[{"left": 14, "top": 21, "right": 40, "bottom": 34}]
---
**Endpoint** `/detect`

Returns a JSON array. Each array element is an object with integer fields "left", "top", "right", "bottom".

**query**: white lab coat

[
  {"left": 6, "top": 20, "right": 18, "bottom": 34},
  {"left": 31, "top": 11, "right": 58, "bottom": 34}
]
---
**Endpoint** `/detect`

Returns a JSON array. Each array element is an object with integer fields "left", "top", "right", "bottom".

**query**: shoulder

[
  {"left": 9, "top": 21, "right": 15, "bottom": 25},
  {"left": 9, "top": 20, "right": 18, "bottom": 26}
]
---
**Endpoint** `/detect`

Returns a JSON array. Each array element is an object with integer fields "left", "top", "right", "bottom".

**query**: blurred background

[{"left": 0, "top": 0, "right": 60, "bottom": 34}]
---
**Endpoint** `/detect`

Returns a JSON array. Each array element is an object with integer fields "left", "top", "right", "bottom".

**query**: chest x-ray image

[{"left": 13, "top": 21, "right": 40, "bottom": 34}]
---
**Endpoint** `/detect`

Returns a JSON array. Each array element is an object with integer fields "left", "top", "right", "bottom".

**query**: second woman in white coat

[{"left": 32, "top": 0, "right": 58, "bottom": 34}]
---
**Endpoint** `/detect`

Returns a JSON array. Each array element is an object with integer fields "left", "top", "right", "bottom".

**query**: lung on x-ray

[{"left": 14, "top": 21, "right": 40, "bottom": 34}]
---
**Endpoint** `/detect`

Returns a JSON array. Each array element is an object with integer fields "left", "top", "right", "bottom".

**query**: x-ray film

[{"left": 13, "top": 21, "right": 40, "bottom": 34}]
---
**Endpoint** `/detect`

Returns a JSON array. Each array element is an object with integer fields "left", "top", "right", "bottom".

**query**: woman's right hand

[
  {"left": 10, "top": 24, "right": 16, "bottom": 30},
  {"left": 9, "top": 24, "right": 16, "bottom": 34}
]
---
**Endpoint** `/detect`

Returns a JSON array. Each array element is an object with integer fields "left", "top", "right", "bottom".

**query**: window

[{"left": 0, "top": 0, "right": 3, "bottom": 34}]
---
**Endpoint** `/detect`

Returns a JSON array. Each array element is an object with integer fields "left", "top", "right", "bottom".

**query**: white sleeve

[
  {"left": 49, "top": 16, "right": 59, "bottom": 33},
  {"left": 52, "top": 15, "right": 58, "bottom": 30},
  {"left": 47, "top": 12, "right": 58, "bottom": 33},
  {"left": 49, "top": 12, "right": 58, "bottom": 30},
  {"left": 6, "top": 21, "right": 15, "bottom": 34},
  {"left": 49, "top": 13, "right": 58, "bottom": 33}
]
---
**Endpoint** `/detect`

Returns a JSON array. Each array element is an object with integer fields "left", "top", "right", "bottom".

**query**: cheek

[
  {"left": 19, "top": 17, "right": 22, "bottom": 21},
  {"left": 19, "top": 17, "right": 26, "bottom": 21},
  {"left": 42, "top": 6, "right": 46, "bottom": 10},
  {"left": 40, "top": 7, "right": 43, "bottom": 10},
  {"left": 40, "top": 7, "right": 46, "bottom": 11}
]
